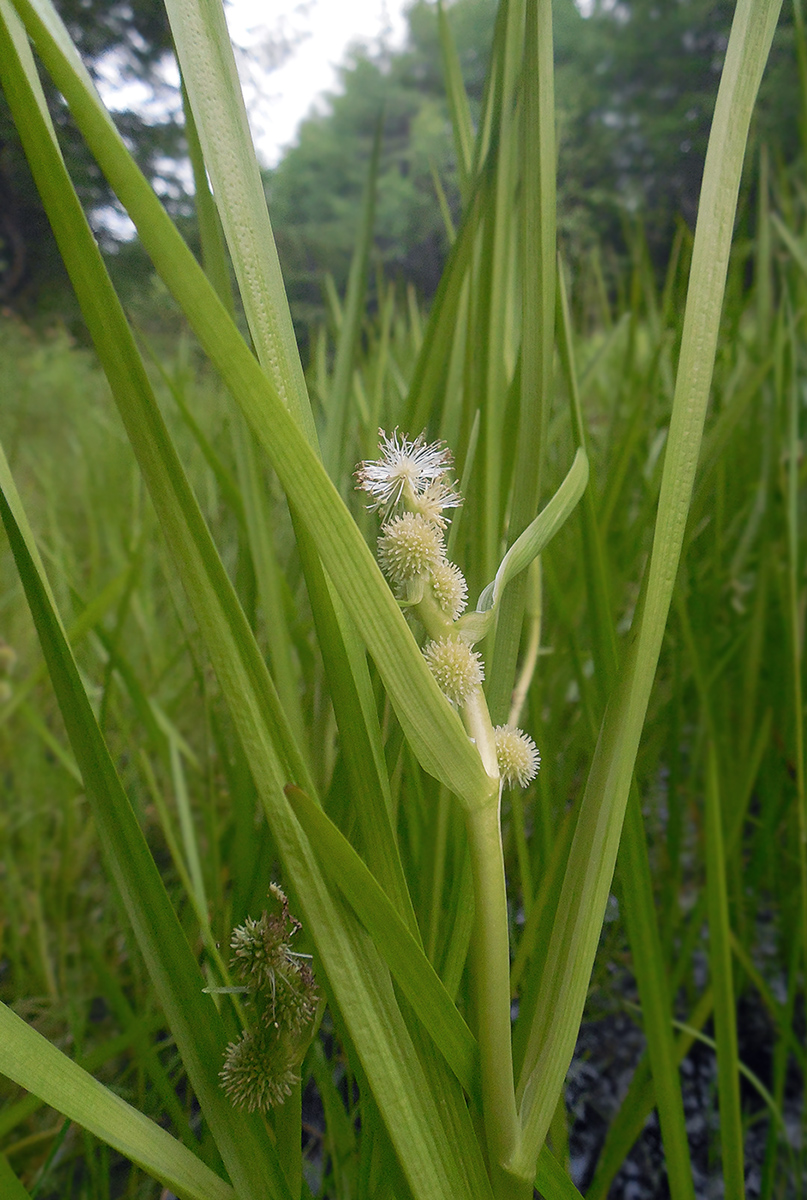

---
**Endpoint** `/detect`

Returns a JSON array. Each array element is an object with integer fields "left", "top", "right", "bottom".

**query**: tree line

[{"left": 0, "top": 0, "right": 800, "bottom": 321}]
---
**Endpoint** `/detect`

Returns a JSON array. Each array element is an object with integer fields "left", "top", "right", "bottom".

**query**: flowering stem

[{"left": 465, "top": 792, "right": 530, "bottom": 1199}]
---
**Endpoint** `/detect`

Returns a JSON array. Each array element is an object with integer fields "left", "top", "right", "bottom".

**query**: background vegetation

[{"left": 0, "top": 0, "right": 805, "bottom": 1197}]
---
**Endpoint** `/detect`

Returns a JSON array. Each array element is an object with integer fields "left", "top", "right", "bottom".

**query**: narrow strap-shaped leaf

[
  {"left": 180, "top": 60, "right": 415, "bottom": 930},
  {"left": 486, "top": 0, "right": 556, "bottom": 723},
  {"left": 533, "top": 1146, "right": 584, "bottom": 1200},
  {"left": 324, "top": 117, "right": 382, "bottom": 480},
  {"left": 404, "top": 159, "right": 492, "bottom": 434},
  {"left": 0, "top": 1003, "right": 234, "bottom": 1200},
  {"left": 558, "top": 260, "right": 696, "bottom": 1200},
  {"left": 437, "top": 0, "right": 474, "bottom": 202},
  {"left": 163, "top": 0, "right": 314, "bottom": 441},
  {"left": 705, "top": 747, "right": 746, "bottom": 1196},
  {"left": 0, "top": 1154, "right": 32, "bottom": 1200},
  {"left": 460, "top": 447, "right": 588, "bottom": 642},
  {"left": 285, "top": 785, "right": 480, "bottom": 1102},
  {"left": 513, "top": 0, "right": 782, "bottom": 1170}
]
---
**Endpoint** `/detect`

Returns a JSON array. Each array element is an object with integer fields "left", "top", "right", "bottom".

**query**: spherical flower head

[
  {"left": 414, "top": 480, "right": 463, "bottom": 529},
  {"left": 424, "top": 637, "right": 484, "bottom": 705},
  {"left": 356, "top": 428, "right": 454, "bottom": 516},
  {"left": 430, "top": 560, "right": 468, "bottom": 620},
  {"left": 378, "top": 512, "right": 444, "bottom": 584},
  {"left": 220, "top": 1028, "right": 299, "bottom": 1112},
  {"left": 494, "top": 725, "right": 540, "bottom": 788}
]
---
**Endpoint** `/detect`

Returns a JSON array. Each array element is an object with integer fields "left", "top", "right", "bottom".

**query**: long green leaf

[
  {"left": 0, "top": 1154, "right": 32, "bottom": 1200},
  {"left": 285, "top": 785, "right": 480, "bottom": 1101},
  {"left": 486, "top": 0, "right": 556, "bottom": 722},
  {"left": 460, "top": 447, "right": 588, "bottom": 641},
  {"left": 533, "top": 1148, "right": 584, "bottom": 1200},
  {"left": 163, "top": 0, "right": 314, "bottom": 442},
  {"left": 9, "top": 0, "right": 491, "bottom": 811},
  {"left": 512, "top": 0, "right": 782, "bottom": 1170},
  {"left": 557, "top": 265, "right": 696, "bottom": 1200},
  {"left": 0, "top": 1004, "right": 234, "bottom": 1200},
  {"left": 705, "top": 747, "right": 745, "bottom": 1195},
  {"left": 324, "top": 117, "right": 382, "bottom": 479},
  {"left": 437, "top": 0, "right": 474, "bottom": 201}
]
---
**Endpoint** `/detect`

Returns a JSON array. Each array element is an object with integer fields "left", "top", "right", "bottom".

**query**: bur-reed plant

[{"left": 0, "top": 0, "right": 797, "bottom": 1196}]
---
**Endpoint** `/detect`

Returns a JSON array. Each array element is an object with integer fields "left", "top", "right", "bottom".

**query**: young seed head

[
  {"left": 378, "top": 512, "right": 444, "bottom": 584},
  {"left": 356, "top": 428, "right": 454, "bottom": 515},
  {"left": 430, "top": 560, "right": 468, "bottom": 620},
  {"left": 220, "top": 1028, "right": 299, "bottom": 1112},
  {"left": 424, "top": 637, "right": 484, "bottom": 705},
  {"left": 494, "top": 725, "right": 540, "bottom": 788}
]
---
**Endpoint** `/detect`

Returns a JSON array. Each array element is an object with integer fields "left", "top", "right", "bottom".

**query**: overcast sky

[
  {"left": 96, "top": 0, "right": 407, "bottom": 168},
  {"left": 93, "top": 0, "right": 408, "bottom": 236},
  {"left": 225, "top": 0, "right": 408, "bottom": 166}
]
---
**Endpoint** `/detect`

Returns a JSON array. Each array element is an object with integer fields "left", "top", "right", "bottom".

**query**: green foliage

[{"left": 0, "top": 0, "right": 802, "bottom": 1198}]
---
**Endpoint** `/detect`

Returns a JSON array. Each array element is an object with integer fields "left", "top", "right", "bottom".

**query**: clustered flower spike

[
  {"left": 358, "top": 431, "right": 485, "bottom": 709},
  {"left": 220, "top": 886, "right": 319, "bottom": 1113},
  {"left": 494, "top": 725, "right": 541, "bottom": 788}
]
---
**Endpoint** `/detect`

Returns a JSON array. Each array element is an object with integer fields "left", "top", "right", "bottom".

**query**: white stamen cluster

[
  {"left": 423, "top": 638, "right": 484, "bottom": 706},
  {"left": 494, "top": 725, "right": 540, "bottom": 788},
  {"left": 356, "top": 429, "right": 458, "bottom": 517}
]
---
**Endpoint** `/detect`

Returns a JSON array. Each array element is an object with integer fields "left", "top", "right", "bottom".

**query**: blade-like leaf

[
  {"left": 0, "top": 1003, "right": 234, "bottom": 1200},
  {"left": 285, "top": 785, "right": 479, "bottom": 1101},
  {"left": 9, "top": 0, "right": 492, "bottom": 810},
  {"left": 486, "top": 0, "right": 556, "bottom": 722},
  {"left": 705, "top": 748, "right": 746, "bottom": 1196},
  {"left": 0, "top": 1155, "right": 32, "bottom": 1200},
  {"left": 459, "top": 447, "right": 588, "bottom": 642},
  {"left": 513, "top": 0, "right": 782, "bottom": 1169},
  {"left": 533, "top": 1147, "right": 584, "bottom": 1200}
]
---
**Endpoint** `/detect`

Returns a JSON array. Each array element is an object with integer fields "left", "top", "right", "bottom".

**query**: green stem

[{"left": 465, "top": 796, "right": 529, "bottom": 1198}]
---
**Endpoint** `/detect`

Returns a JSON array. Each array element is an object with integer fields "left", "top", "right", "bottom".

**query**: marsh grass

[{"left": 0, "top": 0, "right": 802, "bottom": 1197}]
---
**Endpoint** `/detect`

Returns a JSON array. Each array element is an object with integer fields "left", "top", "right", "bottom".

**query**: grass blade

[
  {"left": 513, "top": 0, "right": 782, "bottom": 1168},
  {"left": 486, "top": 0, "right": 556, "bottom": 722},
  {"left": 0, "top": 1003, "right": 235, "bottom": 1200},
  {"left": 0, "top": 1156, "right": 31, "bottom": 1200},
  {"left": 437, "top": 0, "right": 474, "bottom": 201},
  {"left": 285, "top": 785, "right": 480, "bottom": 1101},
  {"left": 10, "top": 0, "right": 491, "bottom": 810},
  {"left": 705, "top": 746, "right": 745, "bottom": 1196},
  {"left": 324, "top": 118, "right": 382, "bottom": 481}
]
